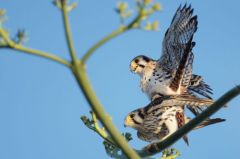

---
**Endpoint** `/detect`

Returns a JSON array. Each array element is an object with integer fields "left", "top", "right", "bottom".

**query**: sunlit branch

[{"left": 0, "top": 29, "right": 71, "bottom": 67}]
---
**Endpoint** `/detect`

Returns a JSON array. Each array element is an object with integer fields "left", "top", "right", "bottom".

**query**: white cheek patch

[{"left": 134, "top": 115, "right": 143, "bottom": 123}]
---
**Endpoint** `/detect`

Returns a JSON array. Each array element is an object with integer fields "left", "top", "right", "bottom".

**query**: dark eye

[
  {"left": 138, "top": 64, "right": 145, "bottom": 68},
  {"left": 130, "top": 114, "right": 135, "bottom": 118},
  {"left": 134, "top": 59, "right": 139, "bottom": 63},
  {"left": 138, "top": 111, "right": 145, "bottom": 119}
]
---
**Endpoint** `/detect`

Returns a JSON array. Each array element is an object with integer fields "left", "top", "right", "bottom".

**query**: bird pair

[{"left": 124, "top": 4, "right": 225, "bottom": 145}]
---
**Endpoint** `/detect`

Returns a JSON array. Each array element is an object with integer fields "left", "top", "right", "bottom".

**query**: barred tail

[
  {"left": 184, "top": 117, "right": 225, "bottom": 129},
  {"left": 183, "top": 135, "right": 189, "bottom": 146},
  {"left": 194, "top": 118, "right": 226, "bottom": 129}
]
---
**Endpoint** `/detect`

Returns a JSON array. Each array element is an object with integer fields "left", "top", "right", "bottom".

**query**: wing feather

[
  {"left": 159, "top": 4, "right": 198, "bottom": 72},
  {"left": 169, "top": 39, "right": 195, "bottom": 91}
]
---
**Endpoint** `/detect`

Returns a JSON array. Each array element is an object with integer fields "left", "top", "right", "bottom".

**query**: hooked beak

[
  {"left": 124, "top": 116, "right": 133, "bottom": 127},
  {"left": 130, "top": 62, "right": 138, "bottom": 73}
]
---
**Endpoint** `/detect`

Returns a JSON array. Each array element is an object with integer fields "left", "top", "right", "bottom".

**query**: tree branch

[
  {"left": 81, "top": 28, "right": 127, "bottom": 64},
  {"left": 0, "top": 28, "right": 71, "bottom": 68},
  {"left": 81, "top": 8, "right": 143, "bottom": 64},
  {"left": 60, "top": 0, "right": 78, "bottom": 64},
  {"left": 81, "top": 111, "right": 116, "bottom": 146},
  {"left": 71, "top": 62, "right": 141, "bottom": 159},
  {"left": 58, "top": 2, "right": 141, "bottom": 156}
]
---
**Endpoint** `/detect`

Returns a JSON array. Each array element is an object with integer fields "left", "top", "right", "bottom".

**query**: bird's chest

[{"left": 140, "top": 67, "right": 173, "bottom": 98}]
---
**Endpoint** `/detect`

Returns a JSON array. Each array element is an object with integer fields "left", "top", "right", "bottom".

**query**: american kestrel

[
  {"left": 124, "top": 95, "right": 225, "bottom": 145},
  {"left": 130, "top": 4, "right": 212, "bottom": 102}
]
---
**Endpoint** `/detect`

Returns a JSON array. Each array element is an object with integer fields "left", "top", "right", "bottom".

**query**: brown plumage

[{"left": 124, "top": 95, "right": 225, "bottom": 145}]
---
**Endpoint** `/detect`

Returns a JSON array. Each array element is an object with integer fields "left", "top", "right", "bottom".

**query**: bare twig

[
  {"left": 60, "top": 0, "right": 78, "bottom": 65},
  {"left": 0, "top": 28, "right": 71, "bottom": 67},
  {"left": 81, "top": 0, "right": 161, "bottom": 64}
]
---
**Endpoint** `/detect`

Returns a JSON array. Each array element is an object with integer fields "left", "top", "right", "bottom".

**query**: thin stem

[
  {"left": 12, "top": 46, "right": 71, "bottom": 67},
  {"left": 91, "top": 111, "right": 108, "bottom": 138},
  {"left": 90, "top": 112, "right": 115, "bottom": 145},
  {"left": 81, "top": 13, "right": 142, "bottom": 64},
  {"left": 139, "top": 85, "right": 240, "bottom": 157},
  {"left": 60, "top": 0, "right": 78, "bottom": 64},
  {"left": 59, "top": 1, "right": 140, "bottom": 157},
  {"left": 72, "top": 63, "right": 141, "bottom": 159},
  {"left": 0, "top": 29, "right": 71, "bottom": 67},
  {"left": 81, "top": 28, "right": 126, "bottom": 63}
]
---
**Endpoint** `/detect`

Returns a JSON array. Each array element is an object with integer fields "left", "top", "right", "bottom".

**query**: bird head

[
  {"left": 124, "top": 109, "right": 145, "bottom": 129},
  {"left": 130, "top": 55, "right": 152, "bottom": 74}
]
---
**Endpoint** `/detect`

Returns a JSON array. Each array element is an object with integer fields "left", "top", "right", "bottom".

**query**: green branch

[
  {"left": 91, "top": 111, "right": 110, "bottom": 141},
  {"left": 81, "top": 113, "right": 138, "bottom": 159},
  {"left": 58, "top": 1, "right": 141, "bottom": 156},
  {"left": 0, "top": 29, "right": 71, "bottom": 68},
  {"left": 71, "top": 63, "right": 141, "bottom": 159},
  {"left": 81, "top": 111, "right": 115, "bottom": 146},
  {"left": 60, "top": 0, "right": 78, "bottom": 64},
  {"left": 81, "top": 8, "right": 143, "bottom": 64},
  {"left": 80, "top": 0, "right": 162, "bottom": 64},
  {"left": 81, "top": 28, "right": 127, "bottom": 64}
]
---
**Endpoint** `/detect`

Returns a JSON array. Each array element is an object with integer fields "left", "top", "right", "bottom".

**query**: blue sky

[{"left": 0, "top": 0, "right": 240, "bottom": 159}]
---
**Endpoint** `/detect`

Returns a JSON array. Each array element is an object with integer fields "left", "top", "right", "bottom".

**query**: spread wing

[
  {"left": 158, "top": 4, "right": 198, "bottom": 72},
  {"left": 181, "top": 52, "right": 194, "bottom": 88},
  {"left": 169, "top": 41, "right": 195, "bottom": 91}
]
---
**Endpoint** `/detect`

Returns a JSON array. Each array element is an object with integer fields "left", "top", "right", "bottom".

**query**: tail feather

[
  {"left": 194, "top": 118, "right": 226, "bottom": 129},
  {"left": 185, "top": 117, "right": 226, "bottom": 129},
  {"left": 187, "top": 105, "right": 206, "bottom": 116},
  {"left": 171, "top": 94, "right": 214, "bottom": 107},
  {"left": 181, "top": 117, "right": 225, "bottom": 146},
  {"left": 183, "top": 135, "right": 189, "bottom": 146}
]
